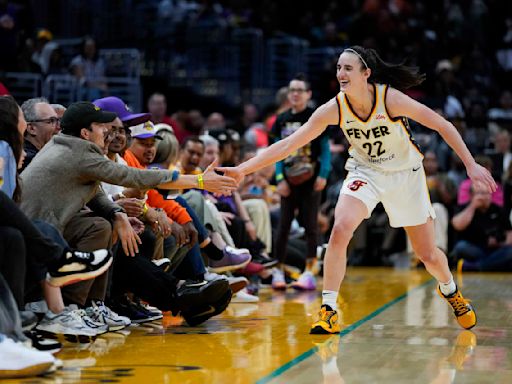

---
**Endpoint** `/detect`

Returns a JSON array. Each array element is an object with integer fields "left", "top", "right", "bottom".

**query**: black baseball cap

[{"left": 61, "top": 101, "right": 117, "bottom": 136}]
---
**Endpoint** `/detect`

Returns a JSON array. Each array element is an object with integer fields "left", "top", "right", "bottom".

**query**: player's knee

[
  {"left": 330, "top": 220, "right": 354, "bottom": 244},
  {"left": 415, "top": 247, "right": 437, "bottom": 264}
]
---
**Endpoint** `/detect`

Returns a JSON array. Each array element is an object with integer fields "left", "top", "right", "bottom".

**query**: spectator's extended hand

[
  {"left": 466, "top": 162, "right": 497, "bottom": 194},
  {"left": 113, "top": 212, "right": 142, "bottom": 256},
  {"left": 203, "top": 159, "right": 238, "bottom": 195}
]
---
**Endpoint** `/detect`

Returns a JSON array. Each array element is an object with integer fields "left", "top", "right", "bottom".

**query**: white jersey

[{"left": 336, "top": 83, "right": 423, "bottom": 172}]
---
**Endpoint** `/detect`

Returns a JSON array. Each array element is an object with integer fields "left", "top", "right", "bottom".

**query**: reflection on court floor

[{"left": 8, "top": 268, "right": 512, "bottom": 384}]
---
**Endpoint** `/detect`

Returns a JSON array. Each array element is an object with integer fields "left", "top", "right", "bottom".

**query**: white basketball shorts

[{"left": 341, "top": 160, "right": 436, "bottom": 228}]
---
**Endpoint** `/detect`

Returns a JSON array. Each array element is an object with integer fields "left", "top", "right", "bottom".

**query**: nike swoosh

[
  {"left": 412, "top": 166, "right": 421, "bottom": 172},
  {"left": 346, "top": 120, "right": 355, "bottom": 124},
  {"left": 184, "top": 281, "right": 208, "bottom": 288},
  {"left": 193, "top": 305, "right": 216, "bottom": 318}
]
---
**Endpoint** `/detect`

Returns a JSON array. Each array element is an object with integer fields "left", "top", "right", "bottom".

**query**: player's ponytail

[{"left": 345, "top": 46, "right": 425, "bottom": 91}]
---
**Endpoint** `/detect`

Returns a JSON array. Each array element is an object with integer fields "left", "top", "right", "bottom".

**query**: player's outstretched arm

[
  {"left": 217, "top": 99, "right": 339, "bottom": 184},
  {"left": 386, "top": 87, "right": 497, "bottom": 194}
]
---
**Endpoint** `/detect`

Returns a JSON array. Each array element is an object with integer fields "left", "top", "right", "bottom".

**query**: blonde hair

[{"left": 154, "top": 129, "right": 180, "bottom": 166}]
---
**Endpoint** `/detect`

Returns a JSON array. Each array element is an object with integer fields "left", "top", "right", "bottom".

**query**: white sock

[
  {"left": 439, "top": 275, "right": 456, "bottom": 296},
  {"left": 322, "top": 290, "right": 338, "bottom": 310}
]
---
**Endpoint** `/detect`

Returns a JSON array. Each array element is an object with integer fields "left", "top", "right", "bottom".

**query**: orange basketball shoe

[
  {"left": 437, "top": 286, "right": 477, "bottom": 330},
  {"left": 310, "top": 305, "right": 341, "bottom": 334}
]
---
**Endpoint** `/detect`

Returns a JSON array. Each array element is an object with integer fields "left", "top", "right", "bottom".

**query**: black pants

[
  {"left": 0, "top": 191, "right": 64, "bottom": 308},
  {"left": 275, "top": 182, "right": 321, "bottom": 264},
  {"left": 111, "top": 254, "right": 178, "bottom": 311}
]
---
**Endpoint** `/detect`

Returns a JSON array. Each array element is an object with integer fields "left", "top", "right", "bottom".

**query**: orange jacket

[{"left": 123, "top": 150, "right": 192, "bottom": 224}]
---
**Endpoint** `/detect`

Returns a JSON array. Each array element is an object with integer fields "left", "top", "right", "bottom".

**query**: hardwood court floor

[{"left": 10, "top": 268, "right": 512, "bottom": 384}]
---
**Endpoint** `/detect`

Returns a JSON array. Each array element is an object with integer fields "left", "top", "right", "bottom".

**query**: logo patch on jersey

[
  {"left": 348, "top": 180, "right": 367, "bottom": 191},
  {"left": 375, "top": 113, "right": 386, "bottom": 120}
]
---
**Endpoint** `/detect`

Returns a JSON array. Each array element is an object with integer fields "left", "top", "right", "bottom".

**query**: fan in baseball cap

[
  {"left": 130, "top": 121, "right": 163, "bottom": 139},
  {"left": 93, "top": 96, "right": 150, "bottom": 125},
  {"left": 60, "top": 102, "right": 117, "bottom": 136}
]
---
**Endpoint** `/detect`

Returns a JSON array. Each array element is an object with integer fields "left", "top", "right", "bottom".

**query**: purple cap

[{"left": 92, "top": 96, "right": 150, "bottom": 125}]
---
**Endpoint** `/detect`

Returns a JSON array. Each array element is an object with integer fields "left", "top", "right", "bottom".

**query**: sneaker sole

[
  {"left": 107, "top": 324, "right": 128, "bottom": 332},
  {"left": 47, "top": 257, "right": 113, "bottom": 287},
  {"left": 310, "top": 325, "right": 340, "bottom": 334},
  {"left": 0, "top": 362, "right": 54, "bottom": 378},
  {"left": 209, "top": 258, "right": 252, "bottom": 274},
  {"left": 37, "top": 329, "right": 97, "bottom": 344}
]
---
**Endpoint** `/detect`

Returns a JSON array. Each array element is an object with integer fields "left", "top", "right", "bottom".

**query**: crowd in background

[{"left": 1, "top": 0, "right": 512, "bottom": 379}]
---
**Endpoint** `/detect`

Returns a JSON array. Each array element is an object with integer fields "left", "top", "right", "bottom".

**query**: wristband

[
  {"left": 197, "top": 173, "right": 204, "bottom": 189},
  {"left": 142, "top": 203, "right": 149, "bottom": 218}
]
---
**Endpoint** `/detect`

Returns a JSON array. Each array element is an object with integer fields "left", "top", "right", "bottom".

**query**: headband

[{"left": 344, "top": 48, "right": 369, "bottom": 69}]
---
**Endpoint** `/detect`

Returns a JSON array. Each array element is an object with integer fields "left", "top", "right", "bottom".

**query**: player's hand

[
  {"left": 215, "top": 165, "right": 244, "bottom": 185},
  {"left": 466, "top": 162, "right": 496, "bottom": 194},
  {"left": 203, "top": 159, "right": 238, "bottom": 195}
]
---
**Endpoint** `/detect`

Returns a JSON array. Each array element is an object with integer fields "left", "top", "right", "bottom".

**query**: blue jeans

[
  {"left": 451, "top": 240, "right": 512, "bottom": 271},
  {"left": 170, "top": 197, "right": 208, "bottom": 279}
]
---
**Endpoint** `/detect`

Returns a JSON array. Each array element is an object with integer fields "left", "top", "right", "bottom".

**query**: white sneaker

[
  {"left": 68, "top": 305, "right": 109, "bottom": 335},
  {"left": 86, "top": 301, "right": 131, "bottom": 332},
  {"left": 36, "top": 306, "right": 102, "bottom": 341},
  {"left": 0, "top": 334, "right": 55, "bottom": 379},
  {"left": 232, "top": 288, "right": 259, "bottom": 303}
]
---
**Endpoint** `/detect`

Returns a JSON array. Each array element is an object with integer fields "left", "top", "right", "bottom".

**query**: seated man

[
  {"left": 20, "top": 102, "right": 235, "bottom": 327},
  {"left": 20, "top": 97, "right": 61, "bottom": 171},
  {"left": 451, "top": 184, "right": 512, "bottom": 271}
]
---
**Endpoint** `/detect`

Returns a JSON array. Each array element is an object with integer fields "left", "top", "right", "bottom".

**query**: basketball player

[{"left": 217, "top": 46, "right": 496, "bottom": 334}]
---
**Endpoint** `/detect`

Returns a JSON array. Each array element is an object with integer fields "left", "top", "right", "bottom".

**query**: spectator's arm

[
  {"left": 451, "top": 204, "right": 477, "bottom": 231},
  {"left": 87, "top": 189, "right": 125, "bottom": 222},
  {"left": 80, "top": 143, "right": 176, "bottom": 188}
]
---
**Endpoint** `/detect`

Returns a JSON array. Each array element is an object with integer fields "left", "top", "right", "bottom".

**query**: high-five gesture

[{"left": 202, "top": 159, "right": 239, "bottom": 194}]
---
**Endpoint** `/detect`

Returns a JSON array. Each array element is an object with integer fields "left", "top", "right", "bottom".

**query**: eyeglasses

[
  {"left": 108, "top": 126, "right": 127, "bottom": 137},
  {"left": 288, "top": 88, "right": 308, "bottom": 94},
  {"left": 28, "top": 117, "right": 61, "bottom": 125}
]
